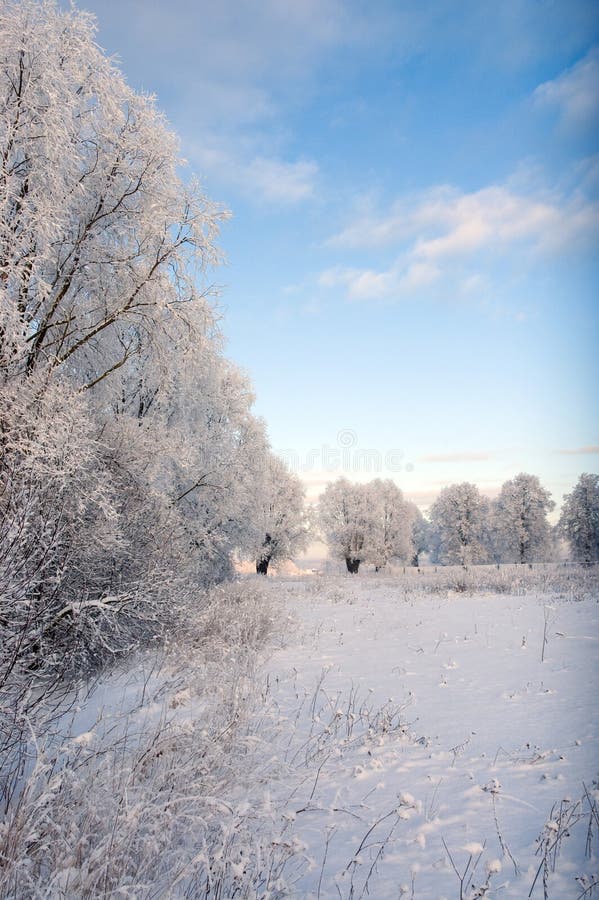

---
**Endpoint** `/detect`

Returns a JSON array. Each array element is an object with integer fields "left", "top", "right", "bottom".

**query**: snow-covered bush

[
  {"left": 0, "top": 581, "right": 305, "bottom": 898},
  {"left": 0, "top": 376, "right": 131, "bottom": 803}
]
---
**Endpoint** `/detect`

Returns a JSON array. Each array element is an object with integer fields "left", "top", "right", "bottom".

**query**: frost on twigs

[{"left": 0, "top": 581, "right": 305, "bottom": 898}]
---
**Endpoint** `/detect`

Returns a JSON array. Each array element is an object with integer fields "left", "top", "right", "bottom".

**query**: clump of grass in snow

[{"left": 529, "top": 784, "right": 599, "bottom": 900}]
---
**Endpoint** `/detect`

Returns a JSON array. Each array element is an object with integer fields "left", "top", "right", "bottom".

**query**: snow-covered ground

[
  {"left": 257, "top": 570, "right": 599, "bottom": 898},
  {"left": 3, "top": 569, "right": 597, "bottom": 898}
]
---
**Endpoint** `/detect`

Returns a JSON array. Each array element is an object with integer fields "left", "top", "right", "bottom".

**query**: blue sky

[{"left": 72, "top": 0, "right": 598, "bottom": 512}]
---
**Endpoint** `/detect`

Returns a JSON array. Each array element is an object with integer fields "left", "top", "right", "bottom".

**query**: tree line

[
  {"left": 316, "top": 473, "right": 599, "bottom": 573},
  {"left": 0, "top": 0, "right": 308, "bottom": 698}
]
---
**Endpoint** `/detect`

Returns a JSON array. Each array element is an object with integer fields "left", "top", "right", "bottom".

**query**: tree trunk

[
  {"left": 519, "top": 542, "right": 526, "bottom": 565},
  {"left": 256, "top": 556, "right": 270, "bottom": 575},
  {"left": 345, "top": 557, "right": 360, "bottom": 574},
  {"left": 256, "top": 533, "right": 273, "bottom": 575}
]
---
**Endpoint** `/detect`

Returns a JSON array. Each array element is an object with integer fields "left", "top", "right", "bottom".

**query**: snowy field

[
  {"left": 2, "top": 568, "right": 598, "bottom": 898},
  {"left": 258, "top": 569, "right": 599, "bottom": 898}
]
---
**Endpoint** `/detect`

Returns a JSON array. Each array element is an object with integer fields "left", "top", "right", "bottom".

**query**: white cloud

[
  {"left": 318, "top": 266, "right": 392, "bottom": 300},
  {"left": 318, "top": 260, "right": 441, "bottom": 301},
  {"left": 329, "top": 184, "right": 579, "bottom": 255},
  {"left": 533, "top": 48, "right": 599, "bottom": 129},
  {"left": 320, "top": 178, "right": 599, "bottom": 301}
]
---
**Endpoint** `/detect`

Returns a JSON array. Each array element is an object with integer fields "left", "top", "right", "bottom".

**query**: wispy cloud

[
  {"left": 317, "top": 259, "right": 440, "bottom": 301},
  {"left": 533, "top": 48, "right": 599, "bottom": 130},
  {"left": 555, "top": 445, "right": 599, "bottom": 455},
  {"left": 319, "top": 177, "right": 598, "bottom": 301},
  {"left": 88, "top": 0, "right": 353, "bottom": 206},
  {"left": 189, "top": 138, "right": 318, "bottom": 205},
  {"left": 329, "top": 183, "right": 594, "bottom": 255},
  {"left": 418, "top": 452, "right": 493, "bottom": 463},
  {"left": 246, "top": 157, "right": 318, "bottom": 204}
]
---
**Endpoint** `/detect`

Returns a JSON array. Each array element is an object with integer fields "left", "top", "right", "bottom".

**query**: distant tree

[
  {"left": 365, "top": 479, "right": 414, "bottom": 570},
  {"left": 252, "top": 455, "right": 308, "bottom": 574},
  {"left": 558, "top": 473, "right": 599, "bottom": 565},
  {"left": 494, "top": 473, "right": 555, "bottom": 564},
  {"left": 408, "top": 503, "right": 430, "bottom": 567},
  {"left": 318, "top": 478, "right": 372, "bottom": 573},
  {"left": 429, "top": 482, "right": 490, "bottom": 566}
]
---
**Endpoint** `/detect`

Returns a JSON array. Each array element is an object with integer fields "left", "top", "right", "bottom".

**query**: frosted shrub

[
  {"left": 193, "top": 581, "right": 279, "bottom": 657},
  {"left": 0, "top": 581, "right": 303, "bottom": 898}
]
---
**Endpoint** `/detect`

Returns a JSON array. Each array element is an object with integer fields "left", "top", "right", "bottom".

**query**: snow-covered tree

[
  {"left": 365, "top": 479, "right": 414, "bottom": 570},
  {"left": 0, "top": 0, "right": 276, "bottom": 693},
  {"left": 318, "top": 478, "right": 372, "bottom": 573},
  {"left": 429, "top": 482, "right": 490, "bottom": 566},
  {"left": 0, "top": 0, "right": 226, "bottom": 385},
  {"left": 493, "top": 473, "right": 555, "bottom": 564},
  {"left": 558, "top": 473, "right": 599, "bottom": 565},
  {"left": 250, "top": 455, "right": 309, "bottom": 574},
  {"left": 408, "top": 503, "right": 430, "bottom": 567},
  {"left": 317, "top": 478, "right": 423, "bottom": 572}
]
